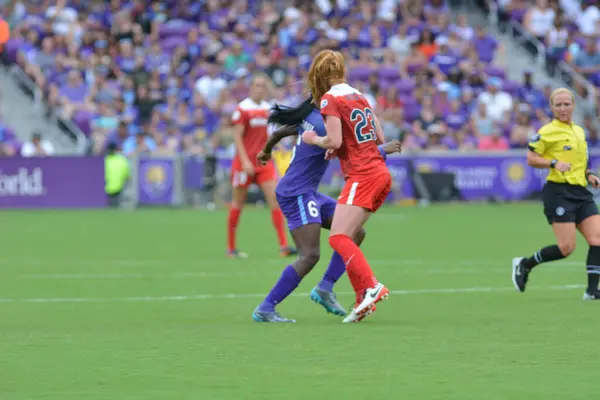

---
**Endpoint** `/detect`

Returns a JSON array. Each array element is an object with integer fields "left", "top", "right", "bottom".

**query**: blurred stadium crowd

[{"left": 0, "top": 0, "right": 599, "bottom": 158}]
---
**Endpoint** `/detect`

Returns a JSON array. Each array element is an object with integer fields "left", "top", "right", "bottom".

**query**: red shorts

[
  {"left": 338, "top": 171, "right": 391, "bottom": 212},
  {"left": 231, "top": 158, "right": 277, "bottom": 189}
]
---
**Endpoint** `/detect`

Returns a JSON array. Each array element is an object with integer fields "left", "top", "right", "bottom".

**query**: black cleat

[
  {"left": 583, "top": 291, "right": 600, "bottom": 300},
  {"left": 512, "top": 257, "right": 530, "bottom": 293}
]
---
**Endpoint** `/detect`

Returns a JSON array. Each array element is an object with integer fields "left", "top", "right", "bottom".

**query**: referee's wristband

[
  {"left": 586, "top": 170, "right": 598, "bottom": 178},
  {"left": 550, "top": 159, "right": 557, "bottom": 168}
]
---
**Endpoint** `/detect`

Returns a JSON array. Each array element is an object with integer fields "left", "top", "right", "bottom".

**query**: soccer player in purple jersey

[{"left": 252, "top": 97, "right": 401, "bottom": 322}]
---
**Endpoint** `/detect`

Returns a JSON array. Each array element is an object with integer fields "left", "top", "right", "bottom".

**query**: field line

[
  {"left": 19, "top": 266, "right": 583, "bottom": 280},
  {"left": 0, "top": 284, "right": 584, "bottom": 304}
]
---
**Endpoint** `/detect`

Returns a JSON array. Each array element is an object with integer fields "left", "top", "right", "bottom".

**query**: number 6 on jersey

[
  {"left": 307, "top": 200, "right": 319, "bottom": 218},
  {"left": 351, "top": 108, "right": 376, "bottom": 144}
]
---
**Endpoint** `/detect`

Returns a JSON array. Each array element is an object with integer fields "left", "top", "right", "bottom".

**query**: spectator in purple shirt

[
  {"left": 445, "top": 98, "right": 468, "bottom": 132},
  {"left": 53, "top": 69, "right": 89, "bottom": 118},
  {"left": 471, "top": 25, "right": 499, "bottom": 64},
  {"left": 116, "top": 40, "right": 136, "bottom": 73},
  {"left": 431, "top": 37, "right": 460, "bottom": 77}
]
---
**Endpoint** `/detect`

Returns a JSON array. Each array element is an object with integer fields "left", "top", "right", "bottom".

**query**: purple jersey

[{"left": 275, "top": 109, "right": 330, "bottom": 197}]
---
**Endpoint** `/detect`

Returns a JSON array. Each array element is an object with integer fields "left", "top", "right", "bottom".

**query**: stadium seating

[
  {"left": 495, "top": 0, "right": 600, "bottom": 98},
  {"left": 2, "top": 0, "right": 555, "bottom": 155}
]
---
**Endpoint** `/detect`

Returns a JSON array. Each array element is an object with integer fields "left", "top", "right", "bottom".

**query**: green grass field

[{"left": 1, "top": 204, "right": 598, "bottom": 399}]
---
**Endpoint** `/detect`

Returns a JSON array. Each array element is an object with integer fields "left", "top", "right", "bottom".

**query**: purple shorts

[{"left": 276, "top": 191, "right": 337, "bottom": 232}]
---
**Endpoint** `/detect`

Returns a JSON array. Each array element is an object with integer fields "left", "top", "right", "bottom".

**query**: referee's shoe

[
  {"left": 583, "top": 291, "right": 600, "bottom": 300},
  {"left": 511, "top": 257, "right": 529, "bottom": 293}
]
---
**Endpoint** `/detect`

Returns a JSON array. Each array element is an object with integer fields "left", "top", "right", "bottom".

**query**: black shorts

[{"left": 542, "top": 182, "right": 599, "bottom": 224}]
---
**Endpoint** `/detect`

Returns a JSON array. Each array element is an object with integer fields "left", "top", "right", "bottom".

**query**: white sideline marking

[
  {"left": 25, "top": 272, "right": 237, "bottom": 279},
  {"left": 0, "top": 259, "right": 587, "bottom": 268},
  {"left": 0, "top": 284, "right": 585, "bottom": 304},
  {"left": 21, "top": 266, "right": 582, "bottom": 280}
]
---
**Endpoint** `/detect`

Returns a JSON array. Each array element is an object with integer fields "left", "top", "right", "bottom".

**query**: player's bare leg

[
  {"left": 253, "top": 223, "right": 319, "bottom": 322},
  {"left": 227, "top": 185, "right": 248, "bottom": 258},
  {"left": 259, "top": 179, "right": 297, "bottom": 257},
  {"left": 328, "top": 204, "right": 389, "bottom": 323}
]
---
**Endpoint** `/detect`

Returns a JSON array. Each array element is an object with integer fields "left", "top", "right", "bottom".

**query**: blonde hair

[
  {"left": 307, "top": 50, "right": 347, "bottom": 104},
  {"left": 249, "top": 73, "right": 274, "bottom": 99},
  {"left": 549, "top": 87, "right": 575, "bottom": 106}
]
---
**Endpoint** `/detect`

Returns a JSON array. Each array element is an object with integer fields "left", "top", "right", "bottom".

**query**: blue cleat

[
  {"left": 310, "top": 287, "right": 347, "bottom": 316},
  {"left": 252, "top": 307, "right": 296, "bottom": 323}
]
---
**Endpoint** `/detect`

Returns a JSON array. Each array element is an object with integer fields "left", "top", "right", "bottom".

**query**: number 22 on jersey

[{"left": 351, "top": 107, "right": 376, "bottom": 144}]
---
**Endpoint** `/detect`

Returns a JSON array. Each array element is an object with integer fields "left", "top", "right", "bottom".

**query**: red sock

[
  {"left": 346, "top": 267, "right": 364, "bottom": 304},
  {"left": 329, "top": 234, "right": 378, "bottom": 298},
  {"left": 271, "top": 208, "right": 288, "bottom": 248},
  {"left": 227, "top": 207, "right": 241, "bottom": 251}
]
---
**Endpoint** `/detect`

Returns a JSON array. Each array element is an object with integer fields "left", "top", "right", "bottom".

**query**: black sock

[
  {"left": 522, "top": 245, "right": 565, "bottom": 270},
  {"left": 586, "top": 246, "right": 600, "bottom": 293}
]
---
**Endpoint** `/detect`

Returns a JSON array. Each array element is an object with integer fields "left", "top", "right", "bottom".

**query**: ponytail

[{"left": 268, "top": 96, "right": 315, "bottom": 127}]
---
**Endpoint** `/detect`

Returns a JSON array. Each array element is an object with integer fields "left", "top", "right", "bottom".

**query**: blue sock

[
  {"left": 317, "top": 252, "right": 346, "bottom": 292},
  {"left": 259, "top": 265, "right": 302, "bottom": 312}
]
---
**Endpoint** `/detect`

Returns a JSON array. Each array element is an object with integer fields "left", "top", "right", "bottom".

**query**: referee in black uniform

[{"left": 512, "top": 88, "right": 600, "bottom": 300}]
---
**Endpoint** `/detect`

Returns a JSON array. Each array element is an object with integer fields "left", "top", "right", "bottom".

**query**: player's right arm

[
  {"left": 302, "top": 95, "right": 342, "bottom": 149},
  {"left": 258, "top": 125, "right": 297, "bottom": 165},
  {"left": 231, "top": 108, "right": 255, "bottom": 175},
  {"left": 527, "top": 128, "right": 570, "bottom": 172}
]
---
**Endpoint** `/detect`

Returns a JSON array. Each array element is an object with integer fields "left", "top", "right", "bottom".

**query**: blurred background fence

[{"left": 3, "top": 150, "right": 600, "bottom": 209}]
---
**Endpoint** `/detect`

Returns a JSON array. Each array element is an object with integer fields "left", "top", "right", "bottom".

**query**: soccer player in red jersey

[
  {"left": 228, "top": 75, "right": 296, "bottom": 258},
  {"left": 301, "top": 50, "right": 391, "bottom": 322}
]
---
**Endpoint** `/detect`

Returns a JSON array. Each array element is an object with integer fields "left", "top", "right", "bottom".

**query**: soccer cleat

[
  {"left": 227, "top": 250, "right": 249, "bottom": 259},
  {"left": 512, "top": 257, "right": 529, "bottom": 292},
  {"left": 252, "top": 307, "right": 296, "bottom": 323},
  {"left": 310, "top": 287, "right": 347, "bottom": 316},
  {"left": 354, "top": 283, "right": 389, "bottom": 315},
  {"left": 280, "top": 247, "right": 298, "bottom": 257},
  {"left": 583, "top": 291, "right": 600, "bottom": 300},
  {"left": 342, "top": 304, "right": 376, "bottom": 323}
]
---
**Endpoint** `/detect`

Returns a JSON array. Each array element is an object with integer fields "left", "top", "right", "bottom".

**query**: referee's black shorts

[{"left": 542, "top": 182, "right": 599, "bottom": 224}]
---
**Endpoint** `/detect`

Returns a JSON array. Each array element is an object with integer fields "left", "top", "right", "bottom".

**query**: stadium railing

[
  {"left": 8, "top": 64, "right": 88, "bottom": 154},
  {"left": 507, "top": 20, "right": 546, "bottom": 68}
]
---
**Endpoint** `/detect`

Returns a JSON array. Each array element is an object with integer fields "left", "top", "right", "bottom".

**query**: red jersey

[
  {"left": 319, "top": 84, "right": 386, "bottom": 177},
  {"left": 231, "top": 98, "right": 271, "bottom": 162}
]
